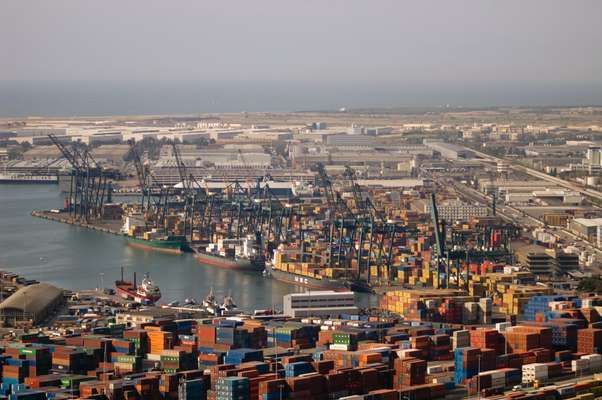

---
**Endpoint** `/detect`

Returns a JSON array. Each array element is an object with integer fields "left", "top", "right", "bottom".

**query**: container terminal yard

[{"left": 5, "top": 111, "right": 602, "bottom": 398}]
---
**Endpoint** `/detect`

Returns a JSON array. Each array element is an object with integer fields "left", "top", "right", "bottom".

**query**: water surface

[{"left": 0, "top": 184, "right": 375, "bottom": 310}]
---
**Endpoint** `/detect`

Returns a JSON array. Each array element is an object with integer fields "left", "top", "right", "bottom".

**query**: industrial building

[
  {"left": 325, "top": 133, "right": 377, "bottom": 148},
  {"left": 505, "top": 189, "right": 583, "bottom": 206},
  {"left": 415, "top": 199, "right": 488, "bottom": 222},
  {"left": 568, "top": 218, "right": 602, "bottom": 242},
  {"left": 0, "top": 283, "right": 64, "bottom": 326},
  {"left": 282, "top": 290, "right": 358, "bottom": 318},
  {"left": 424, "top": 141, "right": 474, "bottom": 160}
]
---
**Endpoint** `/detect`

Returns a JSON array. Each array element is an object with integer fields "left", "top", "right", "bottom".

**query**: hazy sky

[{"left": 1, "top": 1, "right": 601, "bottom": 114}]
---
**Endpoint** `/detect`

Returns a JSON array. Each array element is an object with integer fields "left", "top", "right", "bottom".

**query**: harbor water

[{"left": 0, "top": 184, "right": 376, "bottom": 310}]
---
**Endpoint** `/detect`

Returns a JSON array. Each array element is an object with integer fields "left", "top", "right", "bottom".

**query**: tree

[{"left": 577, "top": 276, "right": 602, "bottom": 293}]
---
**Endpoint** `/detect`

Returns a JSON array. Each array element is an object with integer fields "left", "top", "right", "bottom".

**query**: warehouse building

[
  {"left": 325, "top": 134, "right": 376, "bottom": 148},
  {"left": 283, "top": 291, "right": 358, "bottom": 318},
  {"left": 415, "top": 199, "right": 488, "bottom": 222},
  {"left": 0, "top": 283, "right": 64, "bottom": 326},
  {"left": 424, "top": 141, "right": 474, "bottom": 160},
  {"left": 568, "top": 218, "right": 602, "bottom": 242}
]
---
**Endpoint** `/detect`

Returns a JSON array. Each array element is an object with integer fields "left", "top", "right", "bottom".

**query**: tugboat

[
  {"left": 200, "top": 288, "right": 238, "bottom": 315},
  {"left": 202, "top": 287, "right": 217, "bottom": 308},
  {"left": 221, "top": 292, "right": 237, "bottom": 312},
  {"left": 115, "top": 269, "right": 161, "bottom": 304}
]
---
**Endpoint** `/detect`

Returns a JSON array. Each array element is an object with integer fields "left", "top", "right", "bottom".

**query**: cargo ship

[
  {"left": 122, "top": 215, "right": 186, "bottom": 254},
  {"left": 265, "top": 247, "right": 373, "bottom": 292},
  {"left": 266, "top": 261, "right": 348, "bottom": 291},
  {"left": 126, "top": 236, "right": 186, "bottom": 254},
  {"left": 115, "top": 271, "right": 161, "bottom": 304},
  {"left": 0, "top": 173, "right": 58, "bottom": 184},
  {"left": 193, "top": 235, "right": 263, "bottom": 271}
]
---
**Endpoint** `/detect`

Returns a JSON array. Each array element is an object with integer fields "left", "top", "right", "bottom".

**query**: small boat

[
  {"left": 184, "top": 297, "right": 198, "bottom": 306},
  {"left": 221, "top": 292, "right": 237, "bottom": 312},
  {"left": 202, "top": 287, "right": 218, "bottom": 309}
]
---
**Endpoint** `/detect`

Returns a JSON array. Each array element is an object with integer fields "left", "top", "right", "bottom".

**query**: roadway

[
  {"left": 467, "top": 147, "right": 602, "bottom": 203},
  {"left": 448, "top": 179, "right": 602, "bottom": 273}
]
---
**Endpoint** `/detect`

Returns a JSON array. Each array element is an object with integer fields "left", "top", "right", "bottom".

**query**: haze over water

[
  {"left": 0, "top": 184, "right": 376, "bottom": 310},
  {"left": 1, "top": 81, "right": 602, "bottom": 117}
]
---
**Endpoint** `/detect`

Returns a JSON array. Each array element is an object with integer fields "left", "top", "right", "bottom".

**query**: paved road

[
  {"left": 467, "top": 147, "right": 602, "bottom": 203},
  {"left": 449, "top": 179, "right": 602, "bottom": 273}
]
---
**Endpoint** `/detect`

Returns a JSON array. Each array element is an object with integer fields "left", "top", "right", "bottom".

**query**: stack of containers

[
  {"left": 135, "top": 376, "right": 161, "bottom": 399},
  {"left": 501, "top": 368, "right": 521, "bottom": 387},
  {"left": 469, "top": 329, "right": 504, "bottom": 355},
  {"left": 284, "top": 362, "right": 315, "bottom": 378},
  {"left": 555, "top": 350, "right": 572, "bottom": 362},
  {"left": 581, "top": 354, "right": 602, "bottom": 372},
  {"left": 2, "top": 359, "right": 29, "bottom": 385},
  {"left": 215, "top": 377, "right": 250, "bottom": 400},
  {"left": 223, "top": 349, "right": 263, "bottom": 365},
  {"left": 577, "top": 328, "right": 602, "bottom": 354},
  {"left": 452, "top": 330, "right": 470, "bottom": 350},
  {"left": 111, "top": 354, "right": 142, "bottom": 373},
  {"left": 286, "top": 374, "right": 328, "bottom": 399},
  {"left": 410, "top": 336, "right": 430, "bottom": 359},
  {"left": 179, "top": 334, "right": 199, "bottom": 351},
  {"left": 479, "top": 298, "right": 493, "bottom": 324},
  {"left": 544, "top": 362, "right": 563, "bottom": 378},
  {"left": 112, "top": 339, "right": 135, "bottom": 355},
  {"left": 198, "top": 349, "right": 224, "bottom": 369},
  {"left": 495, "top": 322, "right": 512, "bottom": 333},
  {"left": 160, "top": 349, "right": 195, "bottom": 373},
  {"left": 60, "top": 375, "right": 95, "bottom": 390},
  {"left": 429, "top": 334, "right": 451, "bottom": 361},
  {"left": 439, "top": 299, "right": 462, "bottom": 324},
  {"left": 178, "top": 378, "right": 207, "bottom": 400},
  {"left": 331, "top": 332, "right": 359, "bottom": 351},
  {"left": 462, "top": 302, "right": 479, "bottom": 324},
  {"left": 123, "top": 330, "right": 149, "bottom": 355},
  {"left": 454, "top": 348, "right": 480, "bottom": 384},
  {"left": 486, "top": 370, "right": 505, "bottom": 390},
  {"left": 147, "top": 330, "right": 174, "bottom": 354},
  {"left": 270, "top": 324, "right": 319, "bottom": 349},
  {"left": 51, "top": 347, "right": 89, "bottom": 374},
  {"left": 174, "top": 319, "right": 195, "bottom": 335},
  {"left": 544, "top": 320, "right": 578, "bottom": 350},
  {"left": 216, "top": 321, "right": 241, "bottom": 349},
  {"left": 198, "top": 323, "right": 217, "bottom": 348},
  {"left": 521, "top": 363, "right": 548, "bottom": 384},
  {"left": 504, "top": 326, "right": 552, "bottom": 352},
  {"left": 24, "top": 375, "right": 63, "bottom": 389},
  {"left": 393, "top": 357, "right": 426, "bottom": 389},
  {"left": 19, "top": 347, "right": 51, "bottom": 377},
  {"left": 522, "top": 295, "right": 573, "bottom": 321},
  {"left": 259, "top": 379, "right": 288, "bottom": 400},
  {"left": 572, "top": 358, "right": 589, "bottom": 374}
]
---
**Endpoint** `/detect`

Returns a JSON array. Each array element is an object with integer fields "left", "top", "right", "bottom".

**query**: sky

[{"left": 1, "top": 1, "right": 601, "bottom": 115}]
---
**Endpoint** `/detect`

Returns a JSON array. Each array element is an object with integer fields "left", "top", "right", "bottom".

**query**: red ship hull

[{"left": 115, "top": 281, "right": 161, "bottom": 304}]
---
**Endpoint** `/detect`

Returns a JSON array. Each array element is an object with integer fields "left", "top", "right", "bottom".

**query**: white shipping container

[
  {"left": 496, "top": 322, "right": 512, "bottom": 333},
  {"left": 572, "top": 359, "right": 590, "bottom": 372},
  {"left": 330, "top": 344, "right": 349, "bottom": 351},
  {"left": 427, "top": 365, "right": 444, "bottom": 374}
]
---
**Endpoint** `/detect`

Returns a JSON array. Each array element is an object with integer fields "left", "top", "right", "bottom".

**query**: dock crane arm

[
  {"left": 48, "top": 134, "right": 80, "bottom": 169},
  {"left": 430, "top": 192, "right": 445, "bottom": 258}
]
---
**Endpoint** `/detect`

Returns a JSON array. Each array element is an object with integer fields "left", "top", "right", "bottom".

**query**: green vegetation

[
  {"left": 6, "top": 142, "right": 31, "bottom": 160},
  {"left": 577, "top": 276, "right": 602, "bottom": 293}
]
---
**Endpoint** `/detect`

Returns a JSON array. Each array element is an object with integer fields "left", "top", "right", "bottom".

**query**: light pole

[{"left": 477, "top": 354, "right": 482, "bottom": 400}]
